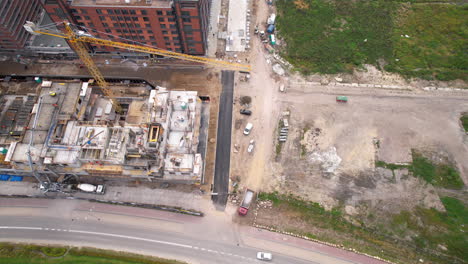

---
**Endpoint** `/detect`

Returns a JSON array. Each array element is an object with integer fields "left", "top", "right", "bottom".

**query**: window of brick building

[
  {"left": 171, "top": 31, "right": 177, "bottom": 34},
  {"left": 137, "top": 30, "right": 143, "bottom": 33},
  {"left": 122, "top": 10, "right": 129, "bottom": 15},
  {"left": 152, "top": 42, "right": 157, "bottom": 45},
  {"left": 145, "top": 24, "right": 150, "bottom": 28},
  {"left": 81, "top": 9, "right": 88, "bottom": 14},
  {"left": 166, "top": 11, "right": 172, "bottom": 15},
  {"left": 115, "top": 10, "right": 121, "bottom": 14},
  {"left": 141, "top": 10, "right": 147, "bottom": 15},
  {"left": 99, "top": 16, "right": 105, "bottom": 21},
  {"left": 120, "top": 23, "right": 126, "bottom": 27},
  {"left": 164, "top": 37, "right": 169, "bottom": 40},
  {"left": 88, "top": 22, "right": 94, "bottom": 27},
  {"left": 160, "top": 24, "right": 166, "bottom": 29},
  {"left": 118, "top": 16, "right": 123, "bottom": 21},
  {"left": 102, "top": 23, "right": 109, "bottom": 27},
  {"left": 181, "top": 11, "right": 190, "bottom": 16},
  {"left": 113, "top": 23, "right": 119, "bottom": 27},
  {"left": 149, "top": 36, "right": 155, "bottom": 40},
  {"left": 107, "top": 9, "right": 114, "bottom": 14},
  {"left": 147, "top": 30, "right": 153, "bottom": 34},
  {"left": 84, "top": 16, "right": 90, "bottom": 20},
  {"left": 105, "top": 29, "right": 111, "bottom": 33},
  {"left": 170, "top": 24, "right": 176, "bottom": 29},
  {"left": 75, "top": 16, "right": 82, "bottom": 20},
  {"left": 71, "top": 9, "right": 77, "bottom": 13},
  {"left": 157, "top": 11, "right": 163, "bottom": 15},
  {"left": 136, "top": 24, "right": 141, "bottom": 28},
  {"left": 168, "top": 17, "right": 175, "bottom": 22},
  {"left": 111, "top": 17, "right": 116, "bottom": 21},
  {"left": 158, "top": 18, "right": 164, "bottom": 22},
  {"left": 132, "top": 17, "right": 138, "bottom": 21},
  {"left": 96, "top": 9, "right": 102, "bottom": 14},
  {"left": 182, "top": 17, "right": 191, "bottom": 22},
  {"left": 143, "top": 17, "right": 149, "bottom": 21},
  {"left": 162, "top": 30, "right": 168, "bottom": 34},
  {"left": 130, "top": 10, "right": 136, "bottom": 15}
]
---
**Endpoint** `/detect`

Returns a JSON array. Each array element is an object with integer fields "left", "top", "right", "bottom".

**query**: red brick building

[
  {"left": 0, "top": 0, "right": 43, "bottom": 51},
  {"left": 43, "top": 0, "right": 211, "bottom": 56}
]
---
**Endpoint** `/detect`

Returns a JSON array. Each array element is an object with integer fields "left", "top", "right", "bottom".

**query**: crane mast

[{"left": 63, "top": 23, "right": 123, "bottom": 113}]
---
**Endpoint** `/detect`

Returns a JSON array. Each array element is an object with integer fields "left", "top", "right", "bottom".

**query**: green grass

[
  {"left": 390, "top": 197, "right": 468, "bottom": 261},
  {"left": 277, "top": 0, "right": 395, "bottom": 74},
  {"left": 461, "top": 113, "right": 468, "bottom": 132},
  {"left": 375, "top": 160, "right": 409, "bottom": 171},
  {"left": 0, "top": 244, "right": 186, "bottom": 264},
  {"left": 276, "top": 0, "right": 467, "bottom": 81},
  {"left": 411, "top": 151, "right": 464, "bottom": 189},
  {"left": 258, "top": 192, "right": 466, "bottom": 263},
  {"left": 386, "top": 4, "right": 468, "bottom": 81}
]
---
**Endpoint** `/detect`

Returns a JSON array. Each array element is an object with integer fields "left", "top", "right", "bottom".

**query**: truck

[
  {"left": 267, "top": 14, "right": 276, "bottom": 25},
  {"left": 238, "top": 189, "right": 255, "bottom": 215},
  {"left": 266, "top": 24, "right": 275, "bottom": 34},
  {"left": 77, "top": 183, "right": 105, "bottom": 194}
]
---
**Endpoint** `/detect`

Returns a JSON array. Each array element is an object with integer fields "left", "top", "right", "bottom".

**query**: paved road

[
  {"left": 212, "top": 71, "right": 235, "bottom": 209},
  {"left": 0, "top": 198, "right": 387, "bottom": 264}
]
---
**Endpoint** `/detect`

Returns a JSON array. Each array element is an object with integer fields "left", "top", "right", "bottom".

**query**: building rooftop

[
  {"left": 70, "top": 0, "right": 173, "bottom": 8},
  {"left": 0, "top": 79, "right": 203, "bottom": 183}
]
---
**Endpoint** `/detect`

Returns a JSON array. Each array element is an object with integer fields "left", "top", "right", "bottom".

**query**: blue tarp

[
  {"left": 9, "top": 176, "right": 23, "bottom": 182},
  {"left": 0, "top": 175, "right": 10, "bottom": 181}
]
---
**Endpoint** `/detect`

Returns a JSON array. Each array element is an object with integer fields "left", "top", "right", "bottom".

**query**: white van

[{"left": 243, "top": 123, "right": 253, "bottom": 135}]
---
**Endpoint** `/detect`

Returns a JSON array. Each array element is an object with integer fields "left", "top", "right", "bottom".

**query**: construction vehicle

[
  {"left": 238, "top": 189, "right": 255, "bottom": 215},
  {"left": 23, "top": 21, "right": 251, "bottom": 114},
  {"left": 41, "top": 182, "right": 105, "bottom": 194}
]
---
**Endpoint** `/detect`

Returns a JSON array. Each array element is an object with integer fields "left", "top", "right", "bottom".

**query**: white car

[
  {"left": 247, "top": 139, "right": 255, "bottom": 153},
  {"left": 257, "top": 252, "right": 272, "bottom": 261},
  {"left": 243, "top": 123, "right": 253, "bottom": 135}
]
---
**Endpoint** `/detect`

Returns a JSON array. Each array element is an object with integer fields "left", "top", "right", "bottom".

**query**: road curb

[
  {"left": 0, "top": 194, "right": 204, "bottom": 217},
  {"left": 252, "top": 205, "right": 394, "bottom": 264}
]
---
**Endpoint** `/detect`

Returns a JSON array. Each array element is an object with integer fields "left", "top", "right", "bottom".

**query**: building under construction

[{"left": 0, "top": 78, "right": 204, "bottom": 183}]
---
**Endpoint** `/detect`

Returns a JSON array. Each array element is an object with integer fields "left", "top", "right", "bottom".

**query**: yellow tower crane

[{"left": 24, "top": 21, "right": 251, "bottom": 113}]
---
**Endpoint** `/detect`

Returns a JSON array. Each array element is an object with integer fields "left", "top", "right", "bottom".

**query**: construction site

[{"left": 0, "top": 77, "right": 205, "bottom": 183}]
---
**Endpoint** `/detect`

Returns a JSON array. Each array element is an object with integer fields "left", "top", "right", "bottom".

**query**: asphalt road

[
  {"left": 0, "top": 198, "right": 387, "bottom": 264},
  {"left": 212, "top": 70, "right": 235, "bottom": 209},
  {"left": 0, "top": 199, "right": 310, "bottom": 264}
]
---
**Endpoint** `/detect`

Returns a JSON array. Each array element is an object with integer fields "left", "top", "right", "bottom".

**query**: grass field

[
  {"left": 461, "top": 113, "right": 468, "bottom": 132},
  {"left": 0, "top": 244, "right": 186, "bottom": 264},
  {"left": 257, "top": 192, "right": 467, "bottom": 263},
  {"left": 275, "top": 0, "right": 467, "bottom": 81}
]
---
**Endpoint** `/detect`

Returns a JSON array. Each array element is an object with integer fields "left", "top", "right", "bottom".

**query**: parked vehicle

[
  {"left": 243, "top": 123, "right": 253, "bottom": 135},
  {"left": 238, "top": 189, "right": 255, "bottom": 215},
  {"left": 247, "top": 139, "right": 255, "bottom": 153},
  {"left": 240, "top": 109, "right": 252, "bottom": 116},
  {"left": 283, "top": 118, "right": 289, "bottom": 127},
  {"left": 267, "top": 24, "right": 275, "bottom": 34},
  {"left": 257, "top": 252, "right": 273, "bottom": 261},
  {"left": 336, "top": 96, "right": 348, "bottom": 103},
  {"left": 279, "top": 84, "right": 285, "bottom": 92},
  {"left": 267, "top": 14, "right": 276, "bottom": 25},
  {"left": 77, "top": 183, "right": 105, "bottom": 194},
  {"left": 269, "top": 34, "right": 276, "bottom": 45}
]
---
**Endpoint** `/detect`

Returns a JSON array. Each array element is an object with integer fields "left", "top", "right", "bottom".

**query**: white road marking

[
  {"left": 0, "top": 226, "right": 42, "bottom": 231},
  {"left": 0, "top": 226, "right": 254, "bottom": 261}
]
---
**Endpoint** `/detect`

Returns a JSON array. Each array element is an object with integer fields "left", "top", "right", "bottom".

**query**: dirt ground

[{"left": 229, "top": 0, "right": 468, "bottom": 222}]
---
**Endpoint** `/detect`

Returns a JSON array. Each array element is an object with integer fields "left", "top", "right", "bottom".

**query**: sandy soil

[
  {"left": 229, "top": 0, "right": 279, "bottom": 192},
  {"left": 227, "top": 0, "right": 468, "bottom": 218}
]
